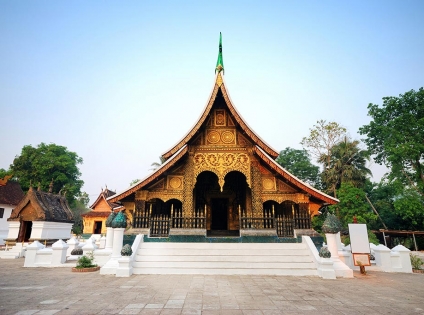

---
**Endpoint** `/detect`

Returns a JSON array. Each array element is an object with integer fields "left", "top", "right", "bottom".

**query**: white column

[
  {"left": 112, "top": 228, "right": 125, "bottom": 258},
  {"left": 105, "top": 227, "right": 114, "bottom": 249},
  {"left": 326, "top": 233, "right": 353, "bottom": 278}
]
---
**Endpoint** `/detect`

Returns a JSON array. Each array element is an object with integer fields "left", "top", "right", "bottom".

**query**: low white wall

[
  {"left": 0, "top": 206, "right": 13, "bottom": 245},
  {"left": 31, "top": 221, "right": 73, "bottom": 240},
  {"left": 6, "top": 221, "right": 20, "bottom": 240}
]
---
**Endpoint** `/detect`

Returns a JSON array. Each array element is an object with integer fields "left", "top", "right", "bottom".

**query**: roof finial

[{"left": 215, "top": 32, "right": 224, "bottom": 74}]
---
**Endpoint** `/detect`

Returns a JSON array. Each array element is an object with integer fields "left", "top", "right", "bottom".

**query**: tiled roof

[
  {"left": 0, "top": 181, "right": 24, "bottom": 206},
  {"left": 8, "top": 187, "right": 74, "bottom": 223},
  {"left": 81, "top": 211, "right": 111, "bottom": 218}
]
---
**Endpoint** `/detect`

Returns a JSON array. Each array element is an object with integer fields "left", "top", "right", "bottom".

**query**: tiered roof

[{"left": 109, "top": 34, "right": 338, "bottom": 205}]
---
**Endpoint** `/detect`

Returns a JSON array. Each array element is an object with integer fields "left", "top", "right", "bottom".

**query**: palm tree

[
  {"left": 319, "top": 138, "right": 372, "bottom": 198},
  {"left": 150, "top": 156, "right": 166, "bottom": 171}
]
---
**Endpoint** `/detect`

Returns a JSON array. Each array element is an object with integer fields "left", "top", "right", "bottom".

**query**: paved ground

[{"left": 0, "top": 258, "right": 424, "bottom": 315}]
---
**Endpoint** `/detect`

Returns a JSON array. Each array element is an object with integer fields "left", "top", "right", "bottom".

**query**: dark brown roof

[
  {"left": 0, "top": 181, "right": 24, "bottom": 206},
  {"left": 8, "top": 187, "right": 74, "bottom": 223}
]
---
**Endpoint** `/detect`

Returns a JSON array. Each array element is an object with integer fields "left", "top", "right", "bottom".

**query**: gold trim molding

[{"left": 262, "top": 193, "right": 309, "bottom": 204}]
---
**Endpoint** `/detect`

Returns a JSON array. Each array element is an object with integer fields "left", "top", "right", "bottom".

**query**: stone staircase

[{"left": 132, "top": 241, "right": 318, "bottom": 276}]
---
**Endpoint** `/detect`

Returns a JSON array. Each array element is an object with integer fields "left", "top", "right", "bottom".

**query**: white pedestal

[
  {"left": 326, "top": 233, "right": 353, "bottom": 278},
  {"left": 116, "top": 256, "right": 133, "bottom": 277},
  {"left": 100, "top": 228, "right": 124, "bottom": 275},
  {"left": 105, "top": 227, "right": 114, "bottom": 249}
]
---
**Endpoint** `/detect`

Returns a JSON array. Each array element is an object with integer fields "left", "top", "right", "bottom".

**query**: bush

[
  {"left": 410, "top": 253, "right": 424, "bottom": 270},
  {"left": 75, "top": 252, "right": 97, "bottom": 269},
  {"left": 70, "top": 248, "right": 83, "bottom": 255}
]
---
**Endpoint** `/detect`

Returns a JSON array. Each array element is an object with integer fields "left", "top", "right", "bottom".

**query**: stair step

[
  {"left": 137, "top": 255, "right": 312, "bottom": 263},
  {"left": 133, "top": 268, "right": 318, "bottom": 276}
]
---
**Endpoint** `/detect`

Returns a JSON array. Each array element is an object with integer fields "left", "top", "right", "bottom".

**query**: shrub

[
  {"left": 71, "top": 248, "right": 83, "bottom": 256},
  {"left": 410, "top": 253, "right": 424, "bottom": 270},
  {"left": 121, "top": 244, "right": 133, "bottom": 256},
  {"left": 76, "top": 252, "right": 97, "bottom": 269}
]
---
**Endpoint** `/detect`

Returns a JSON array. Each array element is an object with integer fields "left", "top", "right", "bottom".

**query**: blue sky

[{"left": 1, "top": 1, "right": 423, "bottom": 202}]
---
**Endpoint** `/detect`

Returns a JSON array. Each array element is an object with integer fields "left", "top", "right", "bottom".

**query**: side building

[{"left": 0, "top": 176, "right": 24, "bottom": 245}]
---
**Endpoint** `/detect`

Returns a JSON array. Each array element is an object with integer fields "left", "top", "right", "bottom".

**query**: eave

[
  {"left": 254, "top": 146, "right": 338, "bottom": 205},
  {"left": 108, "top": 145, "right": 188, "bottom": 203},
  {"left": 162, "top": 72, "right": 279, "bottom": 160}
]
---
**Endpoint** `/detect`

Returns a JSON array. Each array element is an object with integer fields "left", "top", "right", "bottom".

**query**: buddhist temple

[
  {"left": 82, "top": 188, "right": 124, "bottom": 234},
  {"left": 108, "top": 33, "right": 338, "bottom": 239},
  {"left": 6, "top": 183, "right": 74, "bottom": 243}
]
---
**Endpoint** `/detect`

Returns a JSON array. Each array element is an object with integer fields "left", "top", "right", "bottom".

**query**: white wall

[{"left": 0, "top": 204, "right": 14, "bottom": 245}]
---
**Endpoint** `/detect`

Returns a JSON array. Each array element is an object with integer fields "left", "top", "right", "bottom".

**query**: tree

[
  {"left": 329, "top": 183, "right": 376, "bottom": 227},
  {"left": 150, "top": 156, "right": 166, "bottom": 171},
  {"left": 301, "top": 120, "right": 347, "bottom": 163},
  {"left": 10, "top": 143, "right": 84, "bottom": 206},
  {"left": 72, "top": 192, "right": 90, "bottom": 234},
  {"left": 319, "top": 138, "right": 372, "bottom": 197},
  {"left": 0, "top": 168, "right": 13, "bottom": 179},
  {"left": 275, "top": 147, "right": 321, "bottom": 188},
  {"left": 359, "top": 87, "right": 424, "bottom": 196}
]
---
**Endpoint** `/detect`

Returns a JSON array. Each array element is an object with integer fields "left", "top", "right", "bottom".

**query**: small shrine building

[
  {"left": 6, "top": 184, "right": 74, "bottom": 243},
  {"left": 108, "top": 34, "right": 338, "bottom": 238},
  {"left": 82, "top": 188, "right": 124, "bottom": 234}
]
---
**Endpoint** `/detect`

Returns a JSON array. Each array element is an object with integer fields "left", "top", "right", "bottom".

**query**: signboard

[{"left": 348, "top": 224, "right": 371, "bottom": 267}]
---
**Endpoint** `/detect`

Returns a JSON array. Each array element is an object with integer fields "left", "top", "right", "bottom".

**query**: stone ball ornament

[
  {"left": 105, "top": 211, "right": 116, "bottom": 227},
  {"left": 70, "top": 248, "right": 83, "bottom": 256},
  {"left": 322, "top": 213, "right": 342, "bottom": 234},
  {"left": 111, "top": 211, "right": 127, "bottom": 228}
]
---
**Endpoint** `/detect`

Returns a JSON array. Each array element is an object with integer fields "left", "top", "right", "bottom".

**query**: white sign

[{"left": 348, "top": 224, "right": 370, "bottom": 254}]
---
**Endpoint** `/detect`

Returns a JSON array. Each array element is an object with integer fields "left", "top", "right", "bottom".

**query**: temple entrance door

[
  {"left": 18, "top": 221, "right": 32, "bottom": 242},
  {"left": 94, "top": 221, "right": 102, "bottom": 234},
  {"left": 211, "top": 198, "right": 228, "bottom": 230}
]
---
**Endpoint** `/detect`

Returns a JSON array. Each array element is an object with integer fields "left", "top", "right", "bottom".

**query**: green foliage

[
  {"left": 312, "top": 214, "right": 326, "bottom": 234},
  {"left": 75, "top": 252, "right": 97, "bottom": 269},
  {"left": 121, "top": 244, "right": 133, "bottom": 256},
  {"left": 150, "top": 156, "right": 166, "bottom": 171},
  {"left": 359, "top": 87, "right": 424, "bottom": 196},
  {"left": 393, "top": 189, "right": 424, "bottom": 230},
  {"left": 72, "top": 225, "right": 83, "bottom": 236},
  {"left": 0, "top": 168, "right": 13, "bottom": 179},
  {"left": 322, "top": 213, "right": 342, "bottom": 234},
  {"left": 319, "top": 246, "right": 331, "bottom": 258},
  {"left": 130, "top": 179, "right": 141, "bottom": 186},
  {"left": 10, "top": 143, "right": 84, "bottom": 207},
  {"left": 71, "top": 192, "right": 90, "bottom": 234},
  {"left": 410, "top": 253, "right": 424, "bottom": 270},
  {"left": 319, "top": 138, "right": 371, "bottom": 197},
  {"left": 276, "top": 147, "right": 321, "bottom": 188},
  {"left": 330, "top": 183, "right": 376, "bottom": 227},
  {"left": 301, "top": 120, "right": 347, "bottom": 162}
]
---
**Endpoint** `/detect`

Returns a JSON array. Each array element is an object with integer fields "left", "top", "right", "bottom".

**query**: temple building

[
  {"left": 82, "top": 188, "right": 124, "bottom": 234},
  {"left": 6, "top": 183, "right": 74, "bottom": 243},
  {"left": 108, "top": 34, "right": 337, "bottom": 238}
]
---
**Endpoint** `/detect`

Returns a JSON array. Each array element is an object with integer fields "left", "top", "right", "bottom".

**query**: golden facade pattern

[
  {"left": 206, "top": 129, "right": 236, "bottom": 145},
  {"left": 193, "top": 152, "right": 251, "bottom": 191},
  {"left": 261, "top": 193, "right": 310, "bottom": 204},
  {"left": 167, "top": 176, "right": 184, "bottom": 190}
]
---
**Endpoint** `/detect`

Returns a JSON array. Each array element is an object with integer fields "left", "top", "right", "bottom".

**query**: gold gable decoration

[
  {"left": 167, "top": 176, "right": 184, "bottom": 190},
  {"left": 262, "top": 193, "right": 310, "bottom": 204},
  {"left": 193, "top": 152, "right": 251, "bottom": 191}
]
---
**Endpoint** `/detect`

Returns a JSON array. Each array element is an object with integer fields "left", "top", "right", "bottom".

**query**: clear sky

[{"left": 1, "top": 1, "right": 423, "bottom": 203}]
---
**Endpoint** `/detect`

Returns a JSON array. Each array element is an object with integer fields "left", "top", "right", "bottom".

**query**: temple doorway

[
  {"left": 94, "top": 221, "right": 102, "bottom": 234},
  {"left": 211, "top": 198, "right": 228, "bottom": 230},
  {"left": 17, "top": 221, "right": 32, "bottom": 242}
]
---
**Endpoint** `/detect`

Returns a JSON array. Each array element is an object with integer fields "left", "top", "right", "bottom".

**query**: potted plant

[
  {"left": 72, "top": 252, "right": 100, "bottom": 272},
  {"left": 410, "top": 253, "right": 424, "bottom": 273}
]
